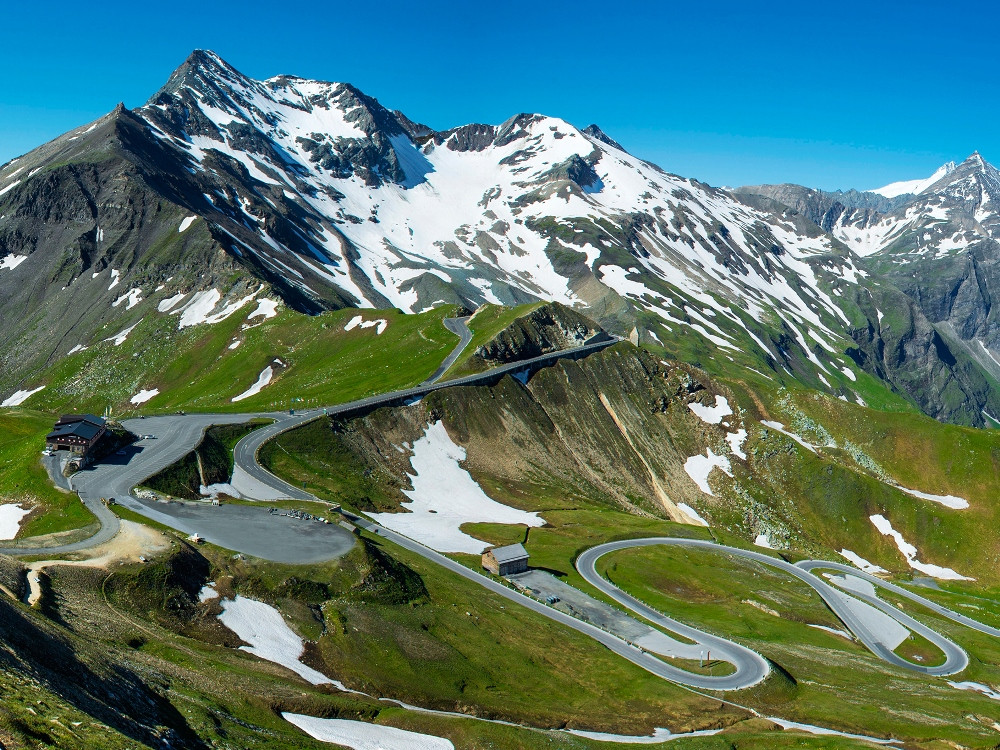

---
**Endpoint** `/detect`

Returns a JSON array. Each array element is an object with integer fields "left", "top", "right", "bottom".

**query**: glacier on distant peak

[{"left": 869, "top": 161, "right": 957, "bottom": 199}]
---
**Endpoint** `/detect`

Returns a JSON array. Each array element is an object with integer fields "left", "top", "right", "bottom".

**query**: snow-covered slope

[
  {"left": 869, "top": 161, "right": 957, "bottom": 199},
  {"left": 835, "top": 153, "right": 1000, "bottom": 257},
  {"left": 129, "top": 51, "right": 870, "bottom": 374},
  {"left": 5, "top": 49, "right": 987, "bottom": 420}
]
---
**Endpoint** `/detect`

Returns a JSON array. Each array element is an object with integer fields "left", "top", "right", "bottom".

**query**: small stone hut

[{"left": 482, "top": 543, "right": 529, "bottom": 576}]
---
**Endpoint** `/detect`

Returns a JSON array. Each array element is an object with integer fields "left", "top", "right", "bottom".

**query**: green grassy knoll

[
  {"left": 736, "top": 384, "right": 1000, "bottom": 582},
  {"left": 440, "top": 302, "right": 543, "bottom": 378},
  {"left": 16, "top": 305, "right": 464, "bottom": 416}
]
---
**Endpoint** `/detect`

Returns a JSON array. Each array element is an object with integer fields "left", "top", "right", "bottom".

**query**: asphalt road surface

[
  {"left": 797, "top": 560, "right": 1000, "bottom": 639},
  {"left": 1, "top": 413, "right": 260, "bottom": 556},
  {"left": 35, "top": 331, "right": 979, "bottom": 689},
  {"left": 422, "top": 317, "right": 473, "bottom": 385},
  {"left": 231, "top": 333, "right": 621, "bottom": 501},
  {"left": 345, "top": 514, "right": 767, "bottom": 690},
  {"left": 114, "top": 498, "right": 356, "bottom": 564}
]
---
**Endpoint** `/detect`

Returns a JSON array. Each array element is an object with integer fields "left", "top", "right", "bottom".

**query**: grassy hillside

[
  {"left": 595, "top": 543, "right": 1000, "bottom": 746},
  {"left": 259, "top": 370, "right": 1000, "bottom": 745},
  {"left": 5, "top": 303, "right": 465, "bottom": 416}
]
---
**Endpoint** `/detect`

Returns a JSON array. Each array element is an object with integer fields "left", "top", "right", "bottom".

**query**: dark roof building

[
  {"left": 46, "top": 414, "right": 107, "bottom": 456},
  {"left": 482, "top": 542, "right": 529, "bottom": 576}
]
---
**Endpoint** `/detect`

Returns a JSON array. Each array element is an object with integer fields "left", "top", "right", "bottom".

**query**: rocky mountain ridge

[
  {"left": 2, "top": 51, "right": 1000, "bottom": 426},
  {"left": 740, "top": 153, "right": 1000, "bottom": 424}
]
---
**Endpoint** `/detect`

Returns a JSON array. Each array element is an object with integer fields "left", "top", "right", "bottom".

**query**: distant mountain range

[{"left": 3, "top": 50, "right": 1000, "bottom": 427}]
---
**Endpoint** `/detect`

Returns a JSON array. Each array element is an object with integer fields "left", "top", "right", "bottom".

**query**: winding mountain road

[
  {"left": 577, "top": 538, "right": 971, "bottom": 679},
  {"left": 344, "top": 513, "right": 768, "bottom": 690},
  {"left": 229, "top": 328, "right": 618, "bottom": 502},
  {"left": 796, "top": 560, "right": 1000, "bottom": 639},
  {"left": 18, "top": 330, "right": 619, "bottom": 558},
  {"left": 422, "top": 316, "right": 473, "bottom": 385},
  {"left": 23, "top": 318, "right": 999, "bottom": 689}
]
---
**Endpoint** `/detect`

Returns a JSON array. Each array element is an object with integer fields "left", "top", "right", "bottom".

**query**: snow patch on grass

[
  {"left": 948, "top": 681, "right": 1000, "bottom": 701},
  {"left": 248, "top": 298, "right": 279, "bottom": 319},
  {"left": 175, "top": 290, "right": 222, "bottom": 327},
  {"left": 894, "top": 485, "right": 968, "bottom": 510},
  {"left": 726, "top": 429, "right": 747, "bottom": 459},
  {"left": 178, "top": 215, "right": 198, "bottom": 232},
  {"left": 112, "top": 288, "right": 143, "bottom": 310},
  {"left": 807, "top": 624, "right": 853, "bottom": 640},
  {"left": 232, "top": 366, "right": 273, "bottom": 402},
  {"left": 372, "top": 421, "right": 542, "bottom": 554},
  {"left": 105, "top": 322, "right": 139, "bottom": 346},
  {"left": 564, "top": 727, "right": 720, "bottom": 744},
  {"left": 869, "top": 514, "right": 973, "bottom": 580},
  {"left": 839, "top": 549, "right": 887, "bottom": 574},
  {"left": 158, "top": 292, "right": 187, "bottom": 313},
  {"left": 174, "top": 287, "right": 264, "bottom": 329},
  {"left": 687, "top": 395, "right": 732, "bottom": 425},
  {"left": 0, "top": 254, "right": 27, "bottom": 271},
  {"left": 344, "top": 314, "right": 388, "bottom": 334},
  {"left": 1, "top": 386, "right": 45, "bottom": 407},
  {"left": 683, "top": 448, "right": 731, "bottom": 496},
  {"left": 761, "top": 420, "right": 818, "bottom": 453},
  {"left": 0, "top": 504, "right": 30, "bottom": 539},
  {"left": 766, "top": 717, "right": 899, "bottom": 744},
  {"left": 130, "top": 389, "right": 159, "bottom": 405},
  {"left": 283, "top": 713, "right": 454, "bottom": 750},
  {"left": 218, "top": 595, "right": 340, "bottom": 686},
  {"left": 754, "top": 534, "right": 773, "bottom": 549}
]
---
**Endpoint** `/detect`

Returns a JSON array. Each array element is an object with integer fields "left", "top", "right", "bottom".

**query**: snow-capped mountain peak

[
  {"left": 0, "top": 49, "right": 872, "bottom": 403},
  {"left": 869, "top": 160, "right": 958, "bottom": 199}
]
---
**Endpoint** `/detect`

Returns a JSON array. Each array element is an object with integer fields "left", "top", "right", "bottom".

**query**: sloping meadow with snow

[{"left": 373, "top": 421, "right": 543, "bottom": 553}]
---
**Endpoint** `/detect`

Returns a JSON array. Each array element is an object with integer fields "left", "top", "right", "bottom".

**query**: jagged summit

[
  {"left": 150, "top": 49, "right": 252, "bottom": 102},
  {"left": 582, "top": 124, "right": 628, "bottom": 154}
]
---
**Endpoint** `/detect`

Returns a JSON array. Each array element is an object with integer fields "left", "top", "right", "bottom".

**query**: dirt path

[{"left": 24, "top": 521, "right": 170, "bottom": 606}]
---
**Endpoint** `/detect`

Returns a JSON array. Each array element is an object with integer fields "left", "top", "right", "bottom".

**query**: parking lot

[{"left": 507, "top": 569, "right": 703, "bottom": 659}]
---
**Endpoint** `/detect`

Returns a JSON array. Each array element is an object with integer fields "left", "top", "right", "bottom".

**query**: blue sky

[{"left": 0, "top": 0, "right": 991, "bottom": 190}]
